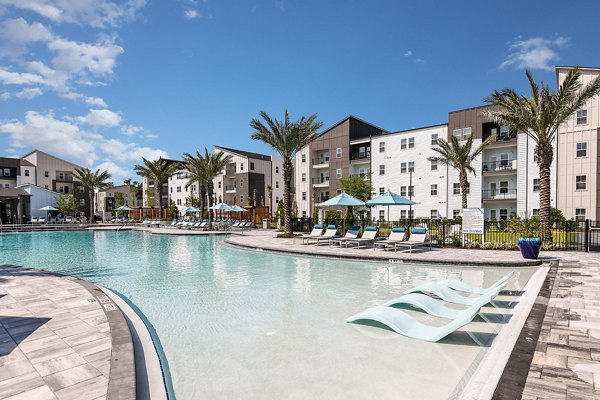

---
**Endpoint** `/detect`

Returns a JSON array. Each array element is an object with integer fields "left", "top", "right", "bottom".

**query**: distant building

[
  {"left": 141, "top": 158, "right": 182, "bottom": 208},
  {"left": 96, "top": 184, "right": 138, "bottom": 215}
]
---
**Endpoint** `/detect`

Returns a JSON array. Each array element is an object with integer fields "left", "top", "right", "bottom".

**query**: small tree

[
  {"left": 56, "top": 194, "right": 78, "bottom": 216},
  {"left": 114, "top": 192, "right": 125, "bottom": 208}
]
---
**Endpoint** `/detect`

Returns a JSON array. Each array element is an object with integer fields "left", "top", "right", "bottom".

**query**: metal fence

[{"left": 289, "top": 217, "right": 600, "bottom": 252}]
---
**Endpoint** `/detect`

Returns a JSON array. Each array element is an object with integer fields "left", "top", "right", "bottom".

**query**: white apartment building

[
  {"left": 96, "top": 184, "right": 136, "bottom": 214},
  {"left": 168, "top": 169, "right": 199, "bottom": 211},
  {"left": 556, "top": 66, "right": 600, "bottom": 221}
]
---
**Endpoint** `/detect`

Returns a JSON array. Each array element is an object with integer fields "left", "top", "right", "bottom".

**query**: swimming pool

[{"left": 0, "top": 230, "right": 536, "bottom": 399}]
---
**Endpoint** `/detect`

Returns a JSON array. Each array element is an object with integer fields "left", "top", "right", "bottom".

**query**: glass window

[
  {"left": 462, "top": 127, "right": 472, "bottom": 139},
  {"left": 408, "top": 137, "right": 415, "bottom": 149},
  {"left": 79, "top": 199, "right": 85, "bottom": 205},
  {"left": 275, "top": 166, "right": 279, "bottom": 173},
  {"left": 408, "top": 161, "right": 414, "bottom": 173},
  {"left": 431, "top": 133, "right": 438, "bottom": 146},
  {"left": 453, "top": 183, "right": 460, "bottom": 195},
  {"left": 532, "top": 209, "right": 539, "bottom": 216},
  {"left": 500, "top": 181, "right": 509, "bottom": 194},
  {"left": 58, "top": 172, "right": 64, "bottom": 179},
  {"left": 379, "top": 210, "right": 385, "bottom": 221},
  {"left": 575, "top": 208, "right": 586, "bottom": 221},
  {"left": 401, "top": 210, "right": 407, "bottom": 219},
  {"left": 336, "top": 148, "right": 342, "bottom": 158},
  {"left": 302, "top": 210, "right": 307, "bottom": 217},
  {"left": 401, "top": 138, "right": 407, "bottom": 150},
  {"left": 400, "top": 162, "right": 407, "bottom": 174},
  {"left": 576, "top": 175, "right": 587, "bottom": 190},
  {"left": 177, "top": 186, "right": 181, "bottom": 192},
  {"left": 240, "top": 163, "right": 244, "bottom": 171},
  {"left": 452, "top": 129, "right": 462, "bottom": 139},
  {"left": 379, "top": 142, "right": 385, "bottom": 152},
  {"left": 302, "top": 192, "right": 306, "bottom": 200},
  {"left": 79, "top": 186, "right": 84, "bottom": 193},
  {"left": 408, "top": 186, "right": 414, "bottom": 197},
  {"left": 301, "top": 173, "right": 306, "bottom": 182},
  {"left": 301, "top": 154, "right": 306, "bottom": 163},
  {"left": 499, "top": 209, "right": 508, "bottom": 220},
  {"left": 453, "top": 209, "right": 461, "bottom": 218},
  {"left": 275, "top": 181, "right": 279, "bottom": 188},
  {"left": 379, "top": 187, "right": 385, "bottom": 195},
  {"left": 576, "top": 142, "right": 587, "bottom": 157},
  {"left": 24, "top": 169, "right": 29, "bottom": 176},
  {"left": 499, "top": 126, "right": 510, "bottom": 138},
  {"left": 45, "top": 185, "right": 49, "bottom": 189},
  {"left": 240, "top": 179, "right": 244, "bottom": 187},
  {"left": 3, "top": 168, "right": 10, "bottom": 176},
  {"left": 533, "top": 178, "right": 540, "bottom": 192},
  {"left": 400, "top": 186, "right": 407, "bottom": 196},
  {"left": 59, "top": 186, "right": 64, "bottom": 193},
  {"left": 576, "top": 109, "right": 587, "bottom": 125},
  {"left": 336, "top": 189, "right": 342, "bottom": 195},
  {"left": 336, "top": 169, "right": 342, "bottom": 179},
  {"left": 431, "top": 184, "right": 437, "bottom": 196},
  {"left": 430, "top": 210, "right": 438, "bottom": 219},
  {"left": 218, "top": 181, "right": 221, "bottom": 189},
  {"left": 250, "top": 162, "right": 255, "bottom": 171},
  {"left": 177, "top": 199, "right": 182, "bottom": 205},
  {"left": 430, "top": 159, "right": 437, "bottom": 171},
  {"left": 240, "top": 195, "right": 244, "bottom": 203},
  {"left": 379, "top": 165, "right": 385, "bottom": 175},
  {"left": 44, "top": 171, "right": 49, "bottom": 177},
  {"left": 276, "top": 196, "right": 279, "bottom": 203}
]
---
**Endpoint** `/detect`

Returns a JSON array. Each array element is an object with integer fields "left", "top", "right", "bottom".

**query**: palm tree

[
  {"left": 204, "top": 149, "right": 233, "bottom": 229},
  {"left": 484, "top": 68, "right": 600, "bottom": 243},
  {"left": 133, "top": 158, "right": 181, "bottom": 217},
  {"left": 182, "top": 150, "right": 209, "bottom": 220},
  {"left": 73, "top": 167, "right": 112, "bottom": 221},
  {"left": 251, "top": 110, "right": 323, "bottom": 236},
  {"left": 428, "top": 135, "right": 494, "bottom": 209}
]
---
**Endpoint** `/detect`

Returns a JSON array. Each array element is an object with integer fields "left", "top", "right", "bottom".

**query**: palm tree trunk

[
  {"left": 207, "top": 184, "right": 214, "bottom": 230},
  {"left": 537, "top": 145, "right": 553, "bottom": 243},
  {"left": 283, "top": 159, "right": 293, "bottom": 235},
  {"left": 200, "top": 185, "right": 207, "bottom": 221},
  {"left": 459, "top": 170, "right": 468, "bottom": 209},
  {"left": 156, "top": 181, "right": 163, "bottom": 219},
  {"left": 89, "top": 190, "right": 94, "bottom": 222}
]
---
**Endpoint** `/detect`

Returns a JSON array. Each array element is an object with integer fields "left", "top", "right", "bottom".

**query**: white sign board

[{"left": 462, "top": 208, "right": 484, "bottom": 235}]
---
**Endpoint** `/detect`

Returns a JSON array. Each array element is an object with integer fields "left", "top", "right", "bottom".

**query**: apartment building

[
  {"left": 141, "top": 158, "right": 182, "bottom": 207},
  {"left": 295, "top": 116, "right": 386, "bottom": 217},
  {"left": 556, "top": 66, "right": 600, "bottom": 221},
  {"left": 370, "top": 124, "right": 449, "bottom": 220},
  {"left": 96, "top": 184, "right": 137, "bottom": 214},
  {"left": 168, "top": 169, "right": 199, "bottom": 209}
]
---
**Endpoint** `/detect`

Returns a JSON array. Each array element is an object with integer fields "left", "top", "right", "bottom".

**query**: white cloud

[
  {"left": 0, "top": 68, "right": 45, "bottom": 85},
  {"left": 0, "top": 17, "right": 52, "bottom": 57},
  {"left": 0, "top": 0, "right": 147, "bottom": 28},
  {"left": 404, "top": 50, "right": 412, "bottom": 57},
  {"left": 184, "top": 9, "right": 199, "bottom": 19},
  {"left": 499, "top": 36, "right": 570, "bottom": 71},
  {"left": 415, "top": 58, "right": 424, "bottom": 63},
  {"left": 48, "top": 37, "right": 124, "bottom": 76},
  {"left": 85, "top": 96, "right": 107, "bottom": 107},
  {"left": 94, "top": 161, "right": 130, "bottom": 180},
  {"left": 76, "top": 108, "right": 122, "bottom": 127},
  {"left": 14, "top": 87, "right": 43, "bottom": 99},
  {"left": 121, "top": 124, "right": 142, "bottom": 136}
]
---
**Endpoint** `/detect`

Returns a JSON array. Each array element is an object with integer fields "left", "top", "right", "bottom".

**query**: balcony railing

[
  {"left": 350, "top": 152, "right": 370, "bottom": 161},
  {"left": 55, "top": 174, "right": 74, "bottom": 181},
  {"left": 482, "top": 189, "right": 517, "bottom": 200},
  {"left": 350, "top": 173, "right": 370, "bottom": 180},
  {"left": 225, "top": 185, "right": 236, "bottom": 191},
  {"left": 312, "top": 157, "right": 330, "bottom": 166},
  {"left": 225, "top": 169, "right": 236, "bottom": 176},
  {"left": 482, "top": 160, "right": 517, "bottom": 172},
  {"left": 312, "top": 177, "right": 330, "bottom": 185}
]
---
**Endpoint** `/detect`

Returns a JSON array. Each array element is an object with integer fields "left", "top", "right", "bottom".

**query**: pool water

[{"left": 0, "top": 231, "right": 535, "bottom": 399}]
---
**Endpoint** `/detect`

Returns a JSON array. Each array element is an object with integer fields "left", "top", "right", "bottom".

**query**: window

[
  {"left": 431, "top": 133, "right": 438, "bottom": 145},
  {"left": 575, "top": 208, "right": 586, "bottom": 222},
  {"left": 453, "top": 209, "right": 461, "bottom": 218},
  {"left": 336, "top": 169, "right": 342, "bottom": 179},
  {"left": 400, "top": 186, "right": 407, "bottom": 197},
  {"left": 408, "top": 161, "right": 414, "bottom": 173},
  {"left": 58, "top": 172, "right": 64, "bottom": 180},
  {"left": 409, "top": 209, "right": 414, "bottom": 219},
  {"left": 452, "top": 129, "right": 462, "bottom": 139},
  {"left": 336, "top": 148, "right": 342, "bottom": 158},
  {"left": 275, "top": 166, "right": 279, "bottom": 173},
  {"left": 24, "top": 169, "right": 29, "bottom": 177},
  {"left": 379, "top": 165, "right": 385, "bottom": 175},
  {"left": 576, "top": 142, "right": 587, "bottom": 157},
  {"left": 177, "top": 186, "right": 181, "bottom": 192},
  {"left": 240, "top": 162, "right": 244, "bottom": 171},
  {"left": 302, "top": 211, "right": 307, "bottom": 217},
  {"left": 576, "top": 175, "right": 587, "bottom": 190},
  {"left": 3, "top": 168, "right": 9, "bottom": 176},
  {"left": 532, "top": 209, "right": 540, "bottom": 217},
  {"left": 191, "top": 185, "right": 196, "bottom": 191},
  {"left": 45, "top": 185, "right": 49, "bottom": 189},
  {"left": 218, "top": 181, "right": 221, "bottom": 189},
  {"left": 79, "top": 186, "right": 84, "bottom": 193},
  {"left": 400, "top": 162, "right": 407, "bottom": 174},
  {"left": 430, "top": 210, "right": 438, "bottom": 219},
  {"left": 431, "top": 184, "right": 438, "bottom": 196},
  {"left": 240, "top": 195, "right": 244, "bottom": 203},
  {"left": 177, "top": 199, "right": 182, "bottom": 205},
  {"left": 379, "top": 187, "right": 385, "bottom": 195},
  {"left": 499, "top": 209, "right": 508, "bottom": 220},
  {"left": 379, "top": 142, "right": 385, "bottom": 152},
  {"left": 336, "top": 189, "right": 342, "bottom": 195},
  {"left": 500, "top": 153, "right": 510, "bottom": 167},
  {"left": 250, "top": 162, "right": 255, "bottom": 171},
  {"left": 4, "top": 183, "right": 9, "bottom": 188},
  {"left": 408, "top": 137, "right": 415, "bottom": 149},
  {"left": 302, "top": 192, "right": 306, "bottom": 200},
  {"left": 408, "top": 186, "right": 414, "bottom": 197},
  {"left": 301, "top": 154, "right": 306, "bottom": 163},
  {"left": 275, "top": 196, "right": 279, "bottom": 203},
  {"left": 59, "top": 186, "right": 64, "bottom": 193},
  {"left": 302, "top": 173, "right": 306, "bottom": 182},
  {"left": 44, "top": 171, "right": 49, "bottom": 178},
  {"left": 453, "top": 183, "right": 460, "bottom": 195},
  {"left": 379, "top": 210, "right": 385, "bottom": 221},
  {"left": 576, "top": 109, "right": 587, "bottom": 125},
  {"left": 490, "top": 210, "right": 497, "bottom": 220},
  {"left": 430, "top": 159, "right": 438, "bottom": 171},
  {"left": 275, "top": 181, "right": 279, "bottom": 189},
  {"left": 533, "top": 178, "right": 540, "bottom": 192},
  {"left": 462, "top": 127, "right": 472, "bottom": 139},
  {"left": 401, "top": 210, "right": 407, "bottom": 219},
  {"left": 79, "top": 199, "right": 85, "bottom": 206},
  {"left": 499, "top": 181, "right": 509, "bottom": 194},
  {"left": 240, "top": 179, "right": 244, "bottom": 187},
  {"left": 499, "top": 126, "right": 510, "bottom": 139},
  {"left": 401, "top": 138, "right": 407, "bottom": 150}
]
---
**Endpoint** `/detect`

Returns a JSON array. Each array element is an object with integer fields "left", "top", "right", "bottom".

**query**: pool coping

[
  {"left": 2, "top": 265, "right": 137, "bottom": 400},
  {"left": 223, "top": 238, "right": 543, "bottom": 267}
]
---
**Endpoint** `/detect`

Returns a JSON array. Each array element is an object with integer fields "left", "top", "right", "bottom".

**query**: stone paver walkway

[
  {"left": 0, "top": 266, "right": 120, "bottom": 400},
  {"left": 521, "top": 253, "right": 600, "bottom": 399}
]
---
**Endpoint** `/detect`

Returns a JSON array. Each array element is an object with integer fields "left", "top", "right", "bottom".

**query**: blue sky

[{"left": 1, "top": 0, "right": 599, "bottom": 184}]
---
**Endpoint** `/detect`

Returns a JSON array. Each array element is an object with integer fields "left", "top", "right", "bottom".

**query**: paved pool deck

[{"left": 0, "top": 265, "right": 135, "bottom": 400}]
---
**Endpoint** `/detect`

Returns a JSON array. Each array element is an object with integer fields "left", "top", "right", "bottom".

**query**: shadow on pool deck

[{"left": 0, "top": 316, "right": 51, "bottom": 356}]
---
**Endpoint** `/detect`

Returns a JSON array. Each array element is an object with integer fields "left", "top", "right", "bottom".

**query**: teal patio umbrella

[
  {"left": 318, "top": 192, "right": 365, "bottom": 231},
  {"left": 366, "top": 190, "right": 417, "bottom": 222},
  {"left": 210, "top": 202, "right": 233, "bottom": 219},
  {"left": 114, "top": 205, "right": 133, "bottom": 219},
  {"left": 40, "top": 205, "right": 58, "bottom": 222}
]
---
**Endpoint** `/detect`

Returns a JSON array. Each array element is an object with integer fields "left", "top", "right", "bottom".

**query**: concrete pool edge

[
  {"left": 455, "top": 264, "right": 552, "bottom": 399},
  {"left": 101, "top": 286, "right": 174, "bottom": 400},
  {"left": 223, "top": 237, "right": 543, "bottom": 267}
]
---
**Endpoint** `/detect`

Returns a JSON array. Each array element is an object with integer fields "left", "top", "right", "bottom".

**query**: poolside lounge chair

[
  {"left": 373, "top": 227, "right": 407, "bottom": 251},
  {"left": 402, "top": 280, "right": 507, "bottom": 306},
  {"left": 301, "top": 225, "right": 325, "bottom": 243},
  {"left": 39, "top": 217, "right": 46, "bottom": 224},
  {"left": 346, "top": 302, "right": 482, "bottom": 342},
  {"left": 442, "top": 272, "right": 514, "bottom": 294},
  {"left": 395, "top": 227, "right": 431, "bottom": 253},
  {"left": 65, "top": 216, "right": 73, "bottom": 223},
  {"left": 344, "top": 226, "right": 378, "bottom": 249},
  {"left": 30, "top": 216, "right": 38, "bottom": 224},
  {"left": 307, "top": 225, "right": 339, "bottom": 245},
  {"left": 329, "top": 226, "right": 361, "bottom": 247}
]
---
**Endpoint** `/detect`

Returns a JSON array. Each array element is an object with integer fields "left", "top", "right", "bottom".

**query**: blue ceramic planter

[{"left": 518, "top": 237, "right": 542, "bottom": 259}]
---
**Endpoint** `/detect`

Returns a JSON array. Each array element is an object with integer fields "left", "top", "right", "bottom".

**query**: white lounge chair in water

[
  {"left": 403, "top": 280, "right": 507, "bottom": 306},
  {"left": 346, "top": 302, "right": 483, "bottom": 342}
]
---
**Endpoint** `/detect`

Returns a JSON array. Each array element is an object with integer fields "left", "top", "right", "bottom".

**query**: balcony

[
  {"left": 55, "top": 174, "right": 74, "bottom": 182},
  {"left": 350, "top": 152, "right": 370, "bottom": 164},
  {"left": 349, "top": 173, "right": 370, "bottom": 180},
  {"left": 482, "top": 160, "right": 517, "bottom": 174},
  {"left": 482, "top": 189, "right": 517, "bottom": 201},
  {"left": 312, "top": 177, "right": 330, "bottom": 188},
  {"left": 225, "top": 169, "right": 236, "bottom": 176},
  {"left": 225, "top": 185, "right": 236, "bottom": 193},
  {"left": 311, "top": 157, "right": 330, "bottom": 168}
]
